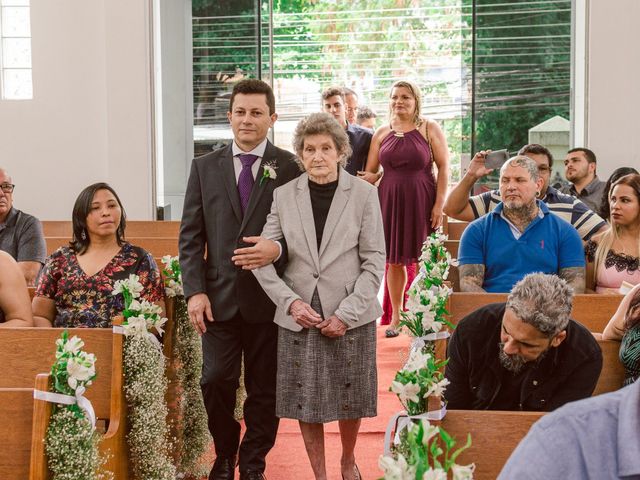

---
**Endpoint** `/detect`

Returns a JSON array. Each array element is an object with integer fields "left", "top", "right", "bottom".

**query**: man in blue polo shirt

[
  {"left": 321, "top": 87, "right": 372, "bottom": 176},
  {"left": 458, "top": 155, "right": 586, "bottom": 293}
]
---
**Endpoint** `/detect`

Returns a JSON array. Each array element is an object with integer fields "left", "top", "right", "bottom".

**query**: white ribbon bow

[
  {"left": 410, "top": 330, "right": 451, "bottom": 352},
  {"left": 383, "top": 404, "right": 448, "bottom": 456},
  {"left": 112, "top": 324, "right": 162, "bottom": 350},
  {"left": 34, "top": 386, "right": 97, "bottom": 428}
]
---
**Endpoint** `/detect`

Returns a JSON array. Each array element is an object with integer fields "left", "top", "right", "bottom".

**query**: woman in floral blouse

[{"left": 32, "top": 183, "right": 164, "bottom": 328}]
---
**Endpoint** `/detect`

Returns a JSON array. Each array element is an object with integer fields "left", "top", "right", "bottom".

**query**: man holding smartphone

[{"left": 443, "top": 144, "right": 607, "bottom": 241}]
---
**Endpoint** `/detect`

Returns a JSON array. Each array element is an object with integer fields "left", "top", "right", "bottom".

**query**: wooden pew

[
  {"left": 439, "top": 410, "right": 543, "bottom": 480},
  {"left": 444, "top": 240, "right": 459, "bottom": 258},
  {"left": 594, "top": 339, "right": 625, "bottom": 395},
  {"left": 444, "top": 221, "right": 469, "bottom": 241},
  {"left": 42, "top": 220, "right": 180, "bottom": 238},
  {"left": 0, "top": 327, "right": 129, "bottom": 479},
  {"left": 446, "top": 292, "right": 622, "bottom": 333},
  {"left": 45, "top": 237, "right": 179, "bottom": 257}
]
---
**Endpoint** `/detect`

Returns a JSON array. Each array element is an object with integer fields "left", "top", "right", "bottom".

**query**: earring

[{"left": 81, "top": 230, "right": 86, "bottom": 240}]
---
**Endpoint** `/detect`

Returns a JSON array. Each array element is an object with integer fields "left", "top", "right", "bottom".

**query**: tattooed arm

[
  {"left": 459, "top": 264, "right": 486, "bottom": 292},
  {"left": 559, "top": 266, "right": 586, "bottom": 294}
]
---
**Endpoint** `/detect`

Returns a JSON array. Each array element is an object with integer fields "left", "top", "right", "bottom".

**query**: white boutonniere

[{"left": 259, "top": 163, "right": 277, "bottom": 186}]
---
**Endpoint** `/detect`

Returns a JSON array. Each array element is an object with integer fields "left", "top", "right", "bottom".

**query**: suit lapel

[
  {"left": 296, "top": 174, "right": 320, "bottom": 271},
  {"left": 318, "top": 169, "right": 351, "bottom": 258},
  {"left": 221, "top": 145, "right": 243, "bottom": 223},
  {"left": 240, "top": 141, "right": 274, "bottom": 232}
]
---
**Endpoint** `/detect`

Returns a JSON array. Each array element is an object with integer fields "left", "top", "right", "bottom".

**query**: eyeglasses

[{"left": 0, "top": 183, "right": 15, "bottom": 193}]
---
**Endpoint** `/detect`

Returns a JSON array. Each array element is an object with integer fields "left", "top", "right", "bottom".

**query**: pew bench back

[
  {"left": 45, "top": 236, "right": 179, "bottom": 257},
  {"left": 447, "top": 292, "right": 622, "bottom": 333},
  {"left": 2, "top": 328, "right": 114, "bottom": 419},
  {"left": 42, "top": 220, "right": 180, "bottom": 238},
  {"left": 0, "top": 388, "right": 34, "bottom": 480},
  {"left": 440, "top": 410, "right": 543, "bottom": 480}
]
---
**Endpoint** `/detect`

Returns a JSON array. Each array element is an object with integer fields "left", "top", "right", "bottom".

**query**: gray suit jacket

[{"left": 253, "top": 169, "right": 385, "bottom": 331}]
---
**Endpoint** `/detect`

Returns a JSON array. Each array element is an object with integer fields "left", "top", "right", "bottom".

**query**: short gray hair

[
  {"left": 506, "top": 273, "right": 574, "bottom": 336},
  {"left": 292, "top": 112, "right": 352, "bottom": 169},
  {"left": 500, "top": 155, "right": 540, "bottom": 182}
]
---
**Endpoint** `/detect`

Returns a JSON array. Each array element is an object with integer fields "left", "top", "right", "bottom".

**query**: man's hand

[
  {"left": 232, "top": 236, "right": 280, "bottom": 270},
  {"left": 317, "top": 315, "right": 348, "bottom": 338},
  {"left": 466, "top": 150, "right": 494, "bottom": 180},
  {"left": 289, "top": 299, "right": 323, "bottom": 328},
  {"left": 187, "top": 293, "right": 214, "bottom": 335}
]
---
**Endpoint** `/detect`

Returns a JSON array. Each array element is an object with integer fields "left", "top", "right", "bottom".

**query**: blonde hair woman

[
  {"left": 360, "top": 80, "right": 450, "bottom": 336},
  {"left": 586, "top": 174, "right": 640, "bottom": 293}
]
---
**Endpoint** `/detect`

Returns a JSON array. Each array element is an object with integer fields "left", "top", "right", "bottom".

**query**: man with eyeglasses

[
  {"left": 443, "top": 144, "right": 607, "bottom": 241},
  {"left": 0, "top": 168, "right": 46, "bottom": 285}
]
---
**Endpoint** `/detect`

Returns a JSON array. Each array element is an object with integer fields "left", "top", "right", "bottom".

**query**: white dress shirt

[{"left": 231, "top": 138, "right": 268, "bottom": 183}]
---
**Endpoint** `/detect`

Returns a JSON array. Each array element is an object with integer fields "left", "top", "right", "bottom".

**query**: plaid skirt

[{"left": 276, "top": 289, "right": 377, "bottom": 423}]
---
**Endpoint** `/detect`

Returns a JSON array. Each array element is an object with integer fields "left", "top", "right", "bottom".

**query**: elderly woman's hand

[
  {"left": 289, "top": 299, "right": 323, "bottom": 328},
  {"left": 317, "top": 315, "right": 347, "bottom": 337}
]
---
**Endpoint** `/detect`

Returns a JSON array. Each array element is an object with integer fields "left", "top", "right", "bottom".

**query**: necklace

[{"left": 393, "top": 130, "right": 404, "bottom": 138}]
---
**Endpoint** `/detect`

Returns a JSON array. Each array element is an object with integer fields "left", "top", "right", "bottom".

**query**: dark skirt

[{"left": 275, "top": 292, "right": 377, "bottom": 423}]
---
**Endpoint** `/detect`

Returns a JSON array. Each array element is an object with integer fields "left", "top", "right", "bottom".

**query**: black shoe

[
  {"left": 239, "top": 471, "right": 266, "bottom": 480},
  {"left": 209, "top": 455, "right": 237, "bottom": 480}
]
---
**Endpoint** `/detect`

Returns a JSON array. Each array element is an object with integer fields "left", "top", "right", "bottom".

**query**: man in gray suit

[{"left": 179, "top": 79, "right": 300, "bottom": 480}]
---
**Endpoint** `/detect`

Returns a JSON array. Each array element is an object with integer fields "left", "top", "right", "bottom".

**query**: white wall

[
  {"left": 585, "top": 0, "right": 640, "bottom": 179},
  {"left": 0, "top": 0, "right": 155, "bottom": 220}
]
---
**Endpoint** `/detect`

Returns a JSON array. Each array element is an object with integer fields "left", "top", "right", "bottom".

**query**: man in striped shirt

[{"left": 443, "top": 144, "right": 607, "bottom": 241}]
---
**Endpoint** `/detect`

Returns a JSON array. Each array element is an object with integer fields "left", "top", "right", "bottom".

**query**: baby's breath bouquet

[
  {"left": 112, "top": 274, "right": 176, "bottom": 479},
  {"left": 44, "top": 331, "right": 111, "bottom": 480},
  {"left": 379, "top": 419, "right": 474, "bottom": 480},
  {"left": 162, "top": 255, "right": 211, "bottom": 477},
  {"left": 401, "top": 231, "right": 457, "bottom": 352}
]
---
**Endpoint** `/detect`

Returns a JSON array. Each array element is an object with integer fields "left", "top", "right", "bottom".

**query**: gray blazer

[{"left": 253, "top": 169, "right": 385, "bottom": 332}]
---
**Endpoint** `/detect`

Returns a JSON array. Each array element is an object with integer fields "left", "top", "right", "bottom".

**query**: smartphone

[{"left": 485, "top": 149, "right": 509, "bottom": 170}]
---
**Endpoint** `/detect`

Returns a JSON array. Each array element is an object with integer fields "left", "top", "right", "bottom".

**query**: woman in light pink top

[{"left": 586, "top": 174, "right": 640, "bottom": 293}]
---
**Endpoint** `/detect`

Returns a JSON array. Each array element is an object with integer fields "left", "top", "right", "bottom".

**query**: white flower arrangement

[
  {"left": 401, "top": 231, "right": 457, "bottom": 346},
  {"left": 112, "top": 275, "right": 176, "bottom": 479},
  {"left": 382, "top": 232, "right": 475, "bottom": 479},
  {"left": 390, "top": 348, "right": 448, "bottom": 416},
  {"left": 45, "top": 331, "right": 111, "bottom": 480},
  {"left": 161, "top": 254, "right": 212, "bottom": 476},
  {"left": 259, "top": 162, "right": 277, "bottom": 186},
  {"left": 379, "top": 420, "right": 474, "bottom": 480},
  {"left": 161, "top": 255, "right": 184, "bottom": 298}
]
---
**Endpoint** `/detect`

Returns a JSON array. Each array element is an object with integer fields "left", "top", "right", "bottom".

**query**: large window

[
  {"left": 0, "top": 0, "right": 32, "bottom": 100},
  {"left": 190, "top": 0, "right": 571, "bottom": 184}
]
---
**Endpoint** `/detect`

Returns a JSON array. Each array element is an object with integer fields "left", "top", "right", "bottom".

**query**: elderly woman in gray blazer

[{"left": 253, "top": 112, "right": 385, "bottom": 480}]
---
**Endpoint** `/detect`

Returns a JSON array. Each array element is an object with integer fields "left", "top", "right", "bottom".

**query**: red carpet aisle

[{"left": 263, "top": 326, "right": 411, "bottom": 479}]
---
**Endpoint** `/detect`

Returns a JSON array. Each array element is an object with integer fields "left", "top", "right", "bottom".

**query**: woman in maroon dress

[{"left": 360, "top": 80, "right": 450, "bottom": 336}]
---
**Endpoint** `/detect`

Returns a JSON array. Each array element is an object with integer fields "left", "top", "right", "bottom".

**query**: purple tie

[{"left": 237, "top": 153, "right": 259, "bottom": 215}]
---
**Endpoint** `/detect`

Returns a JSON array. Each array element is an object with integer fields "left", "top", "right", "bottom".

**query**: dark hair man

[
  {"left": 342, "top": 87, "right": 359, "bottom": 124},
  {"left": 458, "top": 156, "right": 586, "bottom": 293},
  {"left": 442, "top": 144, "right": 607, "bottom": 241},
  {"left": 321, "top": 87, "right": 372, "bottom": 177},
  {"left": 0, "top": 168, "right": 46, "bottom": 285},
  {"left": 180, "top": 79, "right": 301, "bottom": 480},
  {"left": 356, "top": 106, "right": 377, "bottom": 130},
  {"left": 445, "top": 273, "right": 603, "bottom": 411},
  {"left": 561, "top": 147, "right": 606, "bottom": 212}
]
